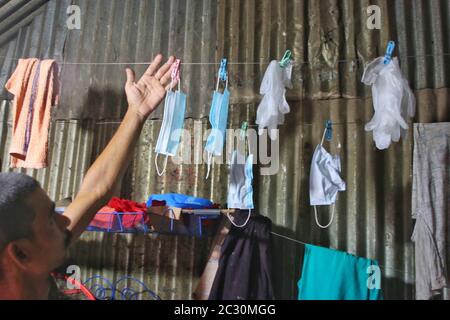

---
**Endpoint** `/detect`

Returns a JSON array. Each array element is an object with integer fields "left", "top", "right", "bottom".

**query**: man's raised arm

[{"left": 63, "top": 54, "right": 176, "bottom": 243}]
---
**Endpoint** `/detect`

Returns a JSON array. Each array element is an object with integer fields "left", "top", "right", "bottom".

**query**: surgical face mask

[
  {"left": 228, "top": 150, "right": 254, "bottom": 209},
  {"left": 309, "top": 128, "right": 346, "bottom": 228},
  {"left": 227, "top": 150, "right": 254, "bottom": 228},
  {"left": 154, "top": 83, "right": 187, "bottom": 176},
  {"left": 204, "top": 85, "right": 230, "bottom": 179}
]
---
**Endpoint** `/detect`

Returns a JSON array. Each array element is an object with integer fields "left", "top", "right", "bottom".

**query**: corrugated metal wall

[
  {"left": 2, "top": 0, "right": 449, "bottom": 116},
  {"left": 0, "top": 0, "right": 449, "bottom": 299},
  {"left": 0, "top": 0, "right": 50, "bottom": 46}
]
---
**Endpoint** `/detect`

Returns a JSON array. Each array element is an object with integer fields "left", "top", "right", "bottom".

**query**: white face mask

[
  {"left": 309, "top": 127, "right": 346, "bottom": 228},
  {"left": 226, "top": 147, "right": 254, "bottom": 229},
  {"left": 227, "top": 150, "right": 254, "bottom": 210}
]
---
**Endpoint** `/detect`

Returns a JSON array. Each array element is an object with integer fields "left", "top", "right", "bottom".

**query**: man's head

[{"left": 0, "top": 173, "right": 70, "bottom": 280}]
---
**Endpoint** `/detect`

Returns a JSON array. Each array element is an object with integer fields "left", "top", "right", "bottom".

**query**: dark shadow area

[
  {"left": 56, "top": 86, "right": 127, "bottom": 122},
  {"left": 270, "top": 224, "right": 305, "bottom": 300}
]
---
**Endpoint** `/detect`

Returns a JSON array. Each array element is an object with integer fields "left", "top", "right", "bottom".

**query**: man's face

[{"left": 25, "top": 187, "right": 71, "bottom": 276}]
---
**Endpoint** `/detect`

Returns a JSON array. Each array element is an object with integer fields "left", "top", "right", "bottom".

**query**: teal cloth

[{"left": 297, "top": 244, "right": 383, "bottom": 300}]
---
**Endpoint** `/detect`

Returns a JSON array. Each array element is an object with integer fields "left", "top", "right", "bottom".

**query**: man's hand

[
  {"left": 64, "top": 53, "right": 178, "bottom": 242},
  {"left": 125, "top": 54, "right": 177, "bottom": 120}
]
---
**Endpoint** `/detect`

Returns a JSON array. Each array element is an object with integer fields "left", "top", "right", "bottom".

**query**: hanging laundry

[
  {"left": 297, "top": 244, "right": 383, "bottom": 300},
  {"left": 361, "top": 56, "right": 416, "bottom": 150},
  {"left": 309, "top": 123, "right": 346, "bottom": 228},
  {"left": 412, "top": 123, "right": 450, "bottom": 300},
  {"left": 209, "top": 210, "right": 274, "bottom": 300},
  {"left": 5, "top": 58, "right": 60, "bottom": 168},
  {"left": 146, "top": 193, "right": 214, "bottom": 209},
  {"left": 256, "top": 60, "right": 292, "bottom": 140},
  {"left": 154, "top": 59, "right": 187, "bottom": 176},
  {"left": 205, "top": 58, "right": 230, "bottom": 179}
]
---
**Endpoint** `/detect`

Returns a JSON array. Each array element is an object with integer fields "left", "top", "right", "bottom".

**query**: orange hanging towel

[{"left": 5, "top": 59, "right": 60, "bottom": 169}]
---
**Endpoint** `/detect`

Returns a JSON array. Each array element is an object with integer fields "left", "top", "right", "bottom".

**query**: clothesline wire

[
  {"left": 91, "top": 119, "right": 365, "bottom": 125},
  {"left": 88, "top": 121, "right": 364, "bottom": 126},
  {"left": 2, "top": 120, "right": 366, "bottom": 126},
  {"left": 0, "top": 53, "right": 449, "bottom": 66},
  {"left": 271, "top": 231, "right": 308, "bottom": 245},
  {"left": 270, "top": 231, "right": 412, "bottom": 277}
]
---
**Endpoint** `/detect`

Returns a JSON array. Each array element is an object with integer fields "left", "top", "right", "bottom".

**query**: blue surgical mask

[
  {"left": 244, "top": 153, "right": 254, "bottom": 209},
  {"left": 204, "top": 86, "right": 230, "bottom": 179},
  {"left": 155, "top": 85, "right": 187, "bottom": 176}
]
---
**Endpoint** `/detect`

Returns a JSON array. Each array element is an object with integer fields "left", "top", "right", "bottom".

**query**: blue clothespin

[
  {"left": 383, "top": 41, "right": 395, "bottom": 65},
  {"left": 219, "top": 58, "right": 228, "bottom": 81},
  {"left": 279, "top": 50, "right": 292, "bottom": 68},
  {"left": 325, "top": 120, "right": 333, "bottom": 141}
]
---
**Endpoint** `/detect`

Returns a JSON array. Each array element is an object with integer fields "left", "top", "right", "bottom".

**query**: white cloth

[{"left": 412, "top": 123, "right": 450, "bottom": 300}]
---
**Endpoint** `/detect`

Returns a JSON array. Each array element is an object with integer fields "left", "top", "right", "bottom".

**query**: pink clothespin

[{"left": 171, "top": 59, "right": 181, "bottom": 82}]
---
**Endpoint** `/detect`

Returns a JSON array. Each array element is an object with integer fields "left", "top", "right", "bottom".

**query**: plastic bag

[
  {"left": 256, "top": 60, "right": 293, "bottom": 140},
  {"left": 362, "top": 57, "right": 416, "bottom": 150}
]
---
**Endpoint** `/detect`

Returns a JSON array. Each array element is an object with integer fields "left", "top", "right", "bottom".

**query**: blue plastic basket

[{"left": 56, "top": 207, "right": 220, "bottom": 236}]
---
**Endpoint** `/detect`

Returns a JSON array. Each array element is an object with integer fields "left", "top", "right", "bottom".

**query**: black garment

[{"left": 209, "top": 210, "right": 274, "bottom": 300}]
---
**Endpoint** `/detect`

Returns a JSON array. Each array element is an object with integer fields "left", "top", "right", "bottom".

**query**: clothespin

[
  {"left": 219, "top": 58, "right": 228, "bottom": 82},
  {"left": 383, "top": 41, "right": 395, "bottom": 65},
  {"left": 171, "top": 59, "right": 181, "bottom": 82},
  {"left": 240, "top": 121, "right": 249, "bottom": 140},
  {"left": 279, "top": 50, "right": 292, "bottom": 68},
  {"left": 325, "top": 120, "right": 333, "bottom": 141}
]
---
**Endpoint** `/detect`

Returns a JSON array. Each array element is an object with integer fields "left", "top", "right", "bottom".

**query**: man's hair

[{"left": 0, "top": 173, "right": 40, "bottom": 251}]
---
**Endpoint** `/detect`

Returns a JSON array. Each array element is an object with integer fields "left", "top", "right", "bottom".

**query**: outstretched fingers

[
  {"left": 159, "top": 61, "right": 177, "bottom": 87},
  {"left": 142, "top": 54, "right": 164, "bottom": 78},
  {"left": 154, "top": 56, "right": 175, "bottom": 82}
]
